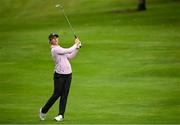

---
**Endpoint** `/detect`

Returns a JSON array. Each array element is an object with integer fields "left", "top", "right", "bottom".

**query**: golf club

[{"left": 55, "top": 4, "right": 81, "bottom": 47}]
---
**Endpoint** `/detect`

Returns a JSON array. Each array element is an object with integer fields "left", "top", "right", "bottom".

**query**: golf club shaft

[
  {"left": 56, "top": 4, "right": 81, "bottom": 47},
  {"left": 61, "top": 7, "right": 77, "bottom": 39}
]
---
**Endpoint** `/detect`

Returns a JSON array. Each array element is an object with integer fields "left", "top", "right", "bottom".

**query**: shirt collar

[{"left": 51, "top": 45, "right": 59, "bottom": 48}]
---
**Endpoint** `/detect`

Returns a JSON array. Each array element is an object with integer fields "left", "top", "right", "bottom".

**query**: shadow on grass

[{"left": 109, "top": 8, "right": 146, "bottom": 14}]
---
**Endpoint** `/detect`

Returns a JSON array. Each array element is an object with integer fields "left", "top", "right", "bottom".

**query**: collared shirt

[{"left": 51, "top": 44, "right": 78, "bottom": 74}]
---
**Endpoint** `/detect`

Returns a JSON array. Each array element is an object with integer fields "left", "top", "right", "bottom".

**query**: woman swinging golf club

[{"left": 39, "top": 33, "right": 81, "bottom": 121}]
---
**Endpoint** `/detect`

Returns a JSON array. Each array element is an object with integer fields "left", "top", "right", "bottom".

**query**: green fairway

[{"left": 0, "top": 0, "right": 180, "bottom": 124}]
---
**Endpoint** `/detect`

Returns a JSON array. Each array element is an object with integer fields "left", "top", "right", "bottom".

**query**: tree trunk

[{"left": 138, "top": 0, "right": 146, "bottom": 11}]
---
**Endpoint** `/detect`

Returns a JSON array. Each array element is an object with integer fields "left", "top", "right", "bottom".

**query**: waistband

[{"left": 54, "top": 72, "right": 72, "bottom": 76}]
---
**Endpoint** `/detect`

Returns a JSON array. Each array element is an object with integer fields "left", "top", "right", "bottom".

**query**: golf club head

[{"left": 55, "top": 4, "right": 63, "bottom": 10}]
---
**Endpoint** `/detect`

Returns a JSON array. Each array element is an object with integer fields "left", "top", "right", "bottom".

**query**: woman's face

[{"left": 51, "top": 37, "right": 59, "bottom": 45}]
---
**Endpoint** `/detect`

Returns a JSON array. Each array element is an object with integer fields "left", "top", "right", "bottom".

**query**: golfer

[{"left": 39, "top": 33, "right": 81, "bottom": 121}]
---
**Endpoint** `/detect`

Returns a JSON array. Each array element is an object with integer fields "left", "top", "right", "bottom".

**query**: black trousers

[{"left": 42, "top": 72, "right": 72, "bottom": 116}]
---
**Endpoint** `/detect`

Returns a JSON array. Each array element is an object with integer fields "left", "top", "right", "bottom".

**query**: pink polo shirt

[{"left": 51, "top": 44, "right": 78, "bottom": 74}]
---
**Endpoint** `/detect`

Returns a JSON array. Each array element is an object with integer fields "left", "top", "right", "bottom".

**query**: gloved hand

[{"left": 75, "top": 38, "right": 82, "bottom": 49}]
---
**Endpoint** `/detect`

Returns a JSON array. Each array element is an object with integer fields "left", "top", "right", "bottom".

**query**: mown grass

[{"left": 0, "top": 0, "right": 180, "bottom": 124}]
